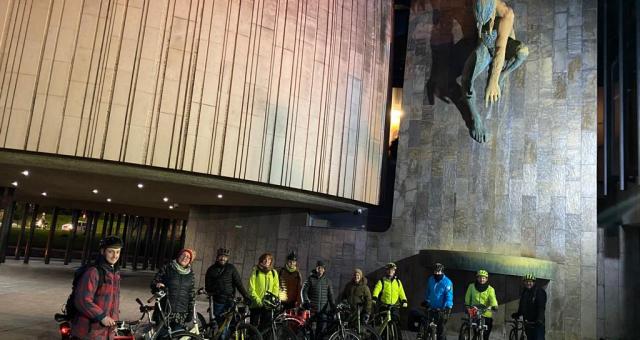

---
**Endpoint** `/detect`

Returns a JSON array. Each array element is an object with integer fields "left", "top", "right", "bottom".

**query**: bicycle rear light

[{"left": 59, "top": 323, "right": 71, "bottom": 337}]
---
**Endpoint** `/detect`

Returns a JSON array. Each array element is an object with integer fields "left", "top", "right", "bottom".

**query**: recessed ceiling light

[
  {"left": 92, "top": 189, "right": 99, "bottom": 194},
  {"left": 168, "top": 205, "right": 174, "bottom": 210},
  {"left": 21, "top": 170, "right": 29, "bottom": 176},
  {"left": 163, "top": 197, "right": 169, "bottom": 202},
  {"left": 11, "top": 181, "right": 18, "bottom": 187},
  {"left": 41, "top": 192, "right": 47, "bottom": 196},
  {"left": 217, "top": 194, "right": 223, "bottom": 199},
  {"left": 137, "top": 183, "right": 144, "bottom": 189},
  {"left": 106, "top": 198, "right": 112, "bottom": 202}
]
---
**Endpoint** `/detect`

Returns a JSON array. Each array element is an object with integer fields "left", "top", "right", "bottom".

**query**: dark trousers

[
  {"left": 250, "top": 307, "right": 272, "bottom": 330},
  {"left": 524, "top": 323, "right": 545, "bottom": 340},
  {"left": 483, "top": 317, "right": 493, "bottom": 340}
]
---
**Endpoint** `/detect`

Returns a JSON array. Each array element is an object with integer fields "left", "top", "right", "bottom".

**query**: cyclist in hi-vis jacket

[
  {"left": 464, "top": 269, "right": 499, "bottom": 340},
  {"left": 372, "top": 263, "right": 408, "bottom": 320}
]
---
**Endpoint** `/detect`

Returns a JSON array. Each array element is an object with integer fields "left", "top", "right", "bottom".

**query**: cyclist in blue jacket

[{"left": 422, "top": 263, "right": 453, "bottom": 339}]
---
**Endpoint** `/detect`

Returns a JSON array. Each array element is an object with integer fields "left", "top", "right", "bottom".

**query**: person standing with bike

[
  {"left": 278, "top": 251, "right": 302, "bottom": 310},
  {"left": 339, "top": 268, "right": 373, "bottom": 322},
  {"left": 205, "top": 248, "right": 251, "bottom": 325},
  {"left": 150, "top": 248, "right": 196, "bottom": 329},
  {"left": 511, "top": 273, "right": 546, "bottom": 340},
  {"left": 70, "top": 236, "right": 122, "bottom": 340},
  {"left": 248, "top": 252, "right": 280, "bottom": 329},
  {"left": 372, "top": 262, "right": 408, "bottom": 312},
  {"left": 464, "top": 269, "right": 498, "bottom": 340},
  {"left": 421, "top": 263, "right": 453, "bottom": 340},
  {"left": 301, "top": 260, "right": 336, "bottom": 339}
]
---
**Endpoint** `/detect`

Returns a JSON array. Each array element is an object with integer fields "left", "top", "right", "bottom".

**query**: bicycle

[
  {"left": 130, "top": 288, "right": 203, "bottom": 339},
  {"left": 260, "top": 292, "right": 299, "bottom": 340},
  {"left": 194, "top": 289, "right": 262, "bottom": 340},
  {"left": 507, "top": 317, "right": 536, "bottom": 340},
  {"left": 370, "top": 303, "right": 403, "bottom": 340},
  {"left": 458, "top": 305, "right": 490, "bottom": 340},
  {"left": 324, "top": 302, "right": 381, "bottom": 340},
  {"left": 417, "top": 308, "right": 446, "bottom": 340}
]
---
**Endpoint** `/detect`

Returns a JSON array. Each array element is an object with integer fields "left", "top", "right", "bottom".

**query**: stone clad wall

[
  {"left": 396, "top": 0, "right": 597, "bottom": 338},
  {"left": 185, "top": 1, "right": 598, "bottom": 339}
]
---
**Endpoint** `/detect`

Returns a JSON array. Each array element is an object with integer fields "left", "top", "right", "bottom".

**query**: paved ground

[{"left": 0, "top": 258, "right": 159, "bottom": 340}]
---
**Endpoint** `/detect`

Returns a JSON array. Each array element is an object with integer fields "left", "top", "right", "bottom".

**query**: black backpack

[{"left": 63, "top": 264, "right": 106, "bottom": 319}]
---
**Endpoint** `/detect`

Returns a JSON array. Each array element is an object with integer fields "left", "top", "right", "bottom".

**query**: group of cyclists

[{"left": 65, "top": 236, "right": 547, "bottom": 340}]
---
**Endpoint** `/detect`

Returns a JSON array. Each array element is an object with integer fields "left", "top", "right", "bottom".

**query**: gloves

[
  {"left": 420, "top": 301, "right": 428, "bottom": 308},
  {"left": 401, "top": 300, "right": 408, "bottom": 308},
  {"left": 372, "top": 298, "right": 378, "bottom": 305},
  {"left": 511, "top": 312, "right": 520, "bottom": 319}
]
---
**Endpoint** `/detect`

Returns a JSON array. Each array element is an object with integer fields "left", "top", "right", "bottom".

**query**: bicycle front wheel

[
  {"left": 357, "top": 324, "right": 381, "bottom": 340},
  {"left": 458, "top": 323, "right": 470, "bottom": 340},
  {"left": 231, "top": 323, "right": 263, "bottom": 340},
  {"left": 508, "top": 328, "right": 518, "bottom": 340},
  {"left": 329, "top": 329, "right": 361, "bottom": 340},
  {"left": 170, "top": 330, "right": 204, "bottom": 339}
]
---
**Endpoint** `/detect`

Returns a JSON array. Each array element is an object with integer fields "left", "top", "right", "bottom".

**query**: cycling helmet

[
  {"left": 217, "top": 248, "right": 231, "bottom": 256},
  {"left": 386, "top": 262, "right": 397, "bottom": 269},
  {"left": 262, "top": 292, "right": 280, "bottom": 310},
  {"left": 434, "top": 263, "right": 445, "bottom": 272},
  {"left": 99, "top": 236, "right": 123, "bottom": 249},
  {"left": 523, "top": 273, "right": 536, "bottom": 281},
  {"left": 287, "top": 251, "right": 297, "bottom": 261},
  {"left": 476, "top": 269, "right": 489, "bottom": 277}
]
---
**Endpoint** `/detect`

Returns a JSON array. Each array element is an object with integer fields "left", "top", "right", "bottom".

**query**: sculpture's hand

[{"left": 485, "top": 81, "right": 501, "bottom": 107}]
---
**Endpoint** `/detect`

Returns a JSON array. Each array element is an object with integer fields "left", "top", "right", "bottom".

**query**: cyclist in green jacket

[
  {"left": 372, "top": 263, "right": 408, "bottom": 320},
  {"left": 248, "top": 252, "right": 279, "bottom": 329},
  {"left": 464, "top": 269, "right": 498, "bottom": 340}
]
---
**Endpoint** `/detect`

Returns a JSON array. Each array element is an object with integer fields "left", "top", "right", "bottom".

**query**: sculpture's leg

[
  {"left": 498, "top": 40, "right": 529, "bottom": 87},
  {"left": 460, "top": 44, "right": 492, "bottom": 143}
]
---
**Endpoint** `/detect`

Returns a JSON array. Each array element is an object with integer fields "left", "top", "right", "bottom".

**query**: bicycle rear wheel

[
  {"left": 231, "top": 323, "right": 263, "bottom": 340},
  {"left": 170, "top": 330, "right": 204, "bottom": 339}
]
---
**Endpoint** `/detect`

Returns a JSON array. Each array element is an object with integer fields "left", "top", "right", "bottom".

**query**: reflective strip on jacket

[
  {"left": 425, "top": 275, "right": 453, "bottom": 309},
  {"left": 372, "top": 276, "right": 407, "bottom": 305},
  {"left": 248, "top": 267, "right": 279, "bottom": 307},
  {"left": 464, "top": 283, "right": 498, "bottom": 318}
]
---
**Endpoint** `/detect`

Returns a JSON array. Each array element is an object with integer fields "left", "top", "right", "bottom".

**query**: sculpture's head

[{"left": 474, "top": 0, "right": 497, "bottom": 26}]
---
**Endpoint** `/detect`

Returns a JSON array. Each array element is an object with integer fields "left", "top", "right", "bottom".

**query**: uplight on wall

[{"left": 390, "top": 88, "right": 403, "bottom": 144}]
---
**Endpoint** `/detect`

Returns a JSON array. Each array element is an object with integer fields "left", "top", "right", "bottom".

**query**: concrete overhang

[
  {"left": 418, "top": 249, "right": 557, "bottom": 280},
  {"left": 0, "top": 149, "right": 368, "bottom": 215}
]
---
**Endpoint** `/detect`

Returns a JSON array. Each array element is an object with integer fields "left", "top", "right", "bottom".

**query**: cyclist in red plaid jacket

[{"left": 71, "top": 236, "right": 122, "bottom": 340}]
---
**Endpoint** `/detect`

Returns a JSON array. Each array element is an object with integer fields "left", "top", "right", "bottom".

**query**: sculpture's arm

[{"left": 485, "top": 0, "right": 514, "bottom": 107}]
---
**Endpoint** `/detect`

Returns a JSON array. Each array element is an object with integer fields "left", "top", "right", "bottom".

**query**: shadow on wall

[
  {"left": 366, "top": 254, "right": 549, "bottom": 328},
  {"left": 420, "top": 0, "right": 479, "bottom": 137}
]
